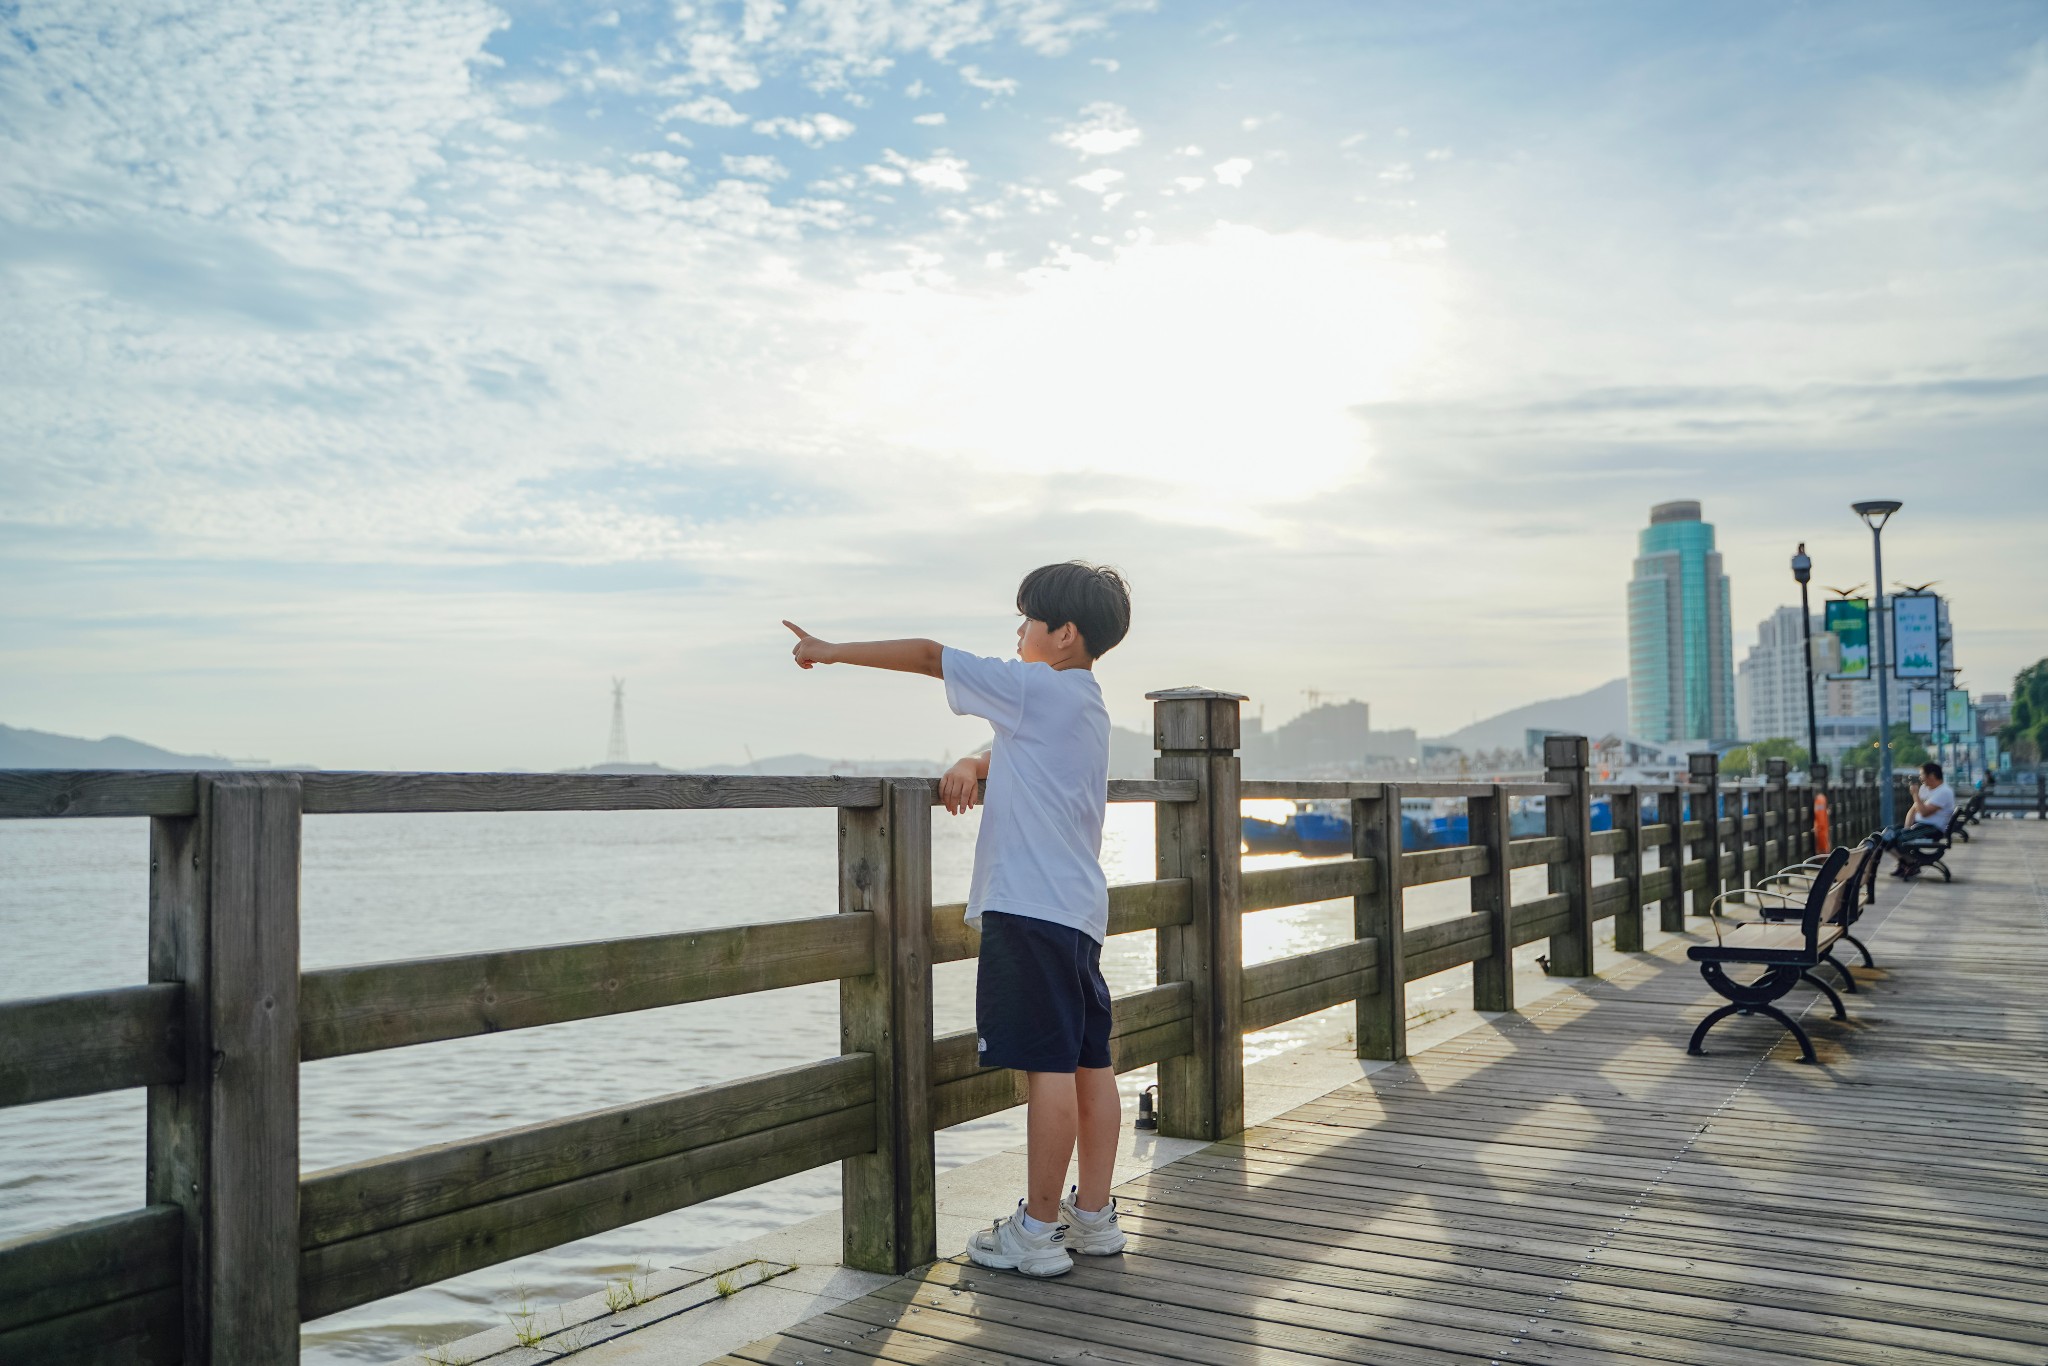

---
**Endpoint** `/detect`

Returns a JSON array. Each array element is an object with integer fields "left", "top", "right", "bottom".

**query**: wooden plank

[
  {"left": 1510, "top": 891, "right": 1571, "bottom": 946},
  {"left": 1400, "top": 843, "right": 1487, "bottom": 887},
  {"left": 928, "top": 878, "right": 1191, "bottom": 965},
  {"left": 1609, "top": 787, "right": 1643, "bottom": 951},
  {"left": 299, "top": 1055, "right": 871, "bottom": 1248},
  {"left": 1240, "top": 940, "right": 1382, "bottom": 1034},
  {"left": 1354, "top": 788, "right": 1405, "bottom": 1060},
  {"left": 1508, "top": 834, "right": 1568, "bottom": 868},
  {"left": 145, "top": 776, "right": 301, "bottom": 1364},
  {"left": 1690, "top": 754, "right": 1722, "bottom": 917},
  {"left": 0, "top": 770, "right": 202, "bottom": 820},
  {"left": 1469, "top": 786, "right": 1514, "bottom": 1012},
  {"left": 1589, "top": 878, "right": 1631, "bottom": 919},
  {"left": 836, "top": 782, "right": 934, "bottom": 1276},
  {"left": 1587, "top": 828, "right": 1628, "bottom": 856},
  {"left": 1151, "top": 690, "right": 1244, "bottom": 1142},
  {"left": 1401, "top": 915, "right": 1492, "bottom": 980},
  {"left": 300, "top": 771, "right": 883, "bottom": 812},
  {"left": 1240, "top": 858, "right": 1375, "bottom": 912},
  {"left": 300, "top": 913, "right": 872, "bottom": 1059},
  {"left": 0, "top": 1288, "right": 182, "bottom": 1365},
  {"left": 1239, "top": 780, "right": 1385, "bottom": 800},
  {"left": 300, "top": 1104, "right": 873, "bottom": 1319},
  {"left": 0, "top": 1206, "right": 181, "bottom": 1335},
  {"left": 1657, "top": 783, "right": 1687, "bottom": 933},
  {"left": 0, "top": 983, "right": 184, "bottom": 1109},
  {"left": 1543, "top": 736, "right": 1594, "bottom": 976},
  {"left": 1108, "top": 779, "right": 1198, "bottom": 803}
]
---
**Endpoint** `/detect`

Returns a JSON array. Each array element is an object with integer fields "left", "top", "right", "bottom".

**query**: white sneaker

[
  {"left": 965, "top": 1201, "right": 1072, "bottom": 1277},
  {"left": 1058, "top": 1189, "right": 1127, "bottom": 1255}
]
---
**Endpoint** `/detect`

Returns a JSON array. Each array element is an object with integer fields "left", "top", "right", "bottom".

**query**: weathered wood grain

[
  {"left": 1401, "top": 915, "right": 1493, "bottom": 980},
  {"left": 300, "top": 1104, "right": 873, "bottom": 1319},
  {"left": 1609, "top": 788, "right": 1644, "bottom": 951},
  {"left": 300, "top": 771, "right": 884, "bottom": 812},
  {"left": 0, "top": 1206, "right": 181, "bottom": 1336},
  {"left": 0, "top": 983, "right": 183, "bottom": 1109},
  {"left": 1469, "top": 786, "right": 1515, "bottom": 1012},
  {"left": 0, "top": 1287, "right": 182, "bottom": 1365},
  {"left": 1241, "top": 938, "right": 1384, "bottom": 1035},
  {"left": 1108, "top": 779, "right": 1199, "bottom": 803},
  {"left": 300, "top": 913, "right": 873, "bottom": 1059},
  {"left": 1240, "top": 858, "right": 1376, "bottom": 913},
  {"left": 1507, "top": 835, "right": 1568, "bottom": 869},
  {"left": 927, "top": 983, "right": 1193, "bottom": 1128},
  {"left": 1400, "top": 844, "right": 1487, "bottom": 887},
  {"left": 1510, "top": 891, "right": 1571, "bottom": 946},
  {"left": 1354, "top": 789, "right": 1405, "bottom": 1061},
  {"left": 0, "top": 770, "right": 201, "bottom": 820},
  {"left": 299, "top": 1055, "right": 871, "bottom": 1248},
  {"left": 1543, "top": 737, "right": 1594, "bottom": 977}
]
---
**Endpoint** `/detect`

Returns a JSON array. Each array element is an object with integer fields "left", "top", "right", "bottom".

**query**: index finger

[{"left": 782, "top": 620, "right": 809, "bottom": 639}]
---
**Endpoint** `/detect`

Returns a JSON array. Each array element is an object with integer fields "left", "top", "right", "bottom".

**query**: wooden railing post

[
  {"left": 1738, "top": 782, "right": 1764, "bottom": 902},
  {"left": 1149, "top": 687, "right": 1245, "bottom": 1141},
  {"left": 837, "top": 779, "right": 935, "bottom": 1274},
  {"left": 1610, "top": 786, "right": 1643, "bottom": 953},
  {"left": 1544, "top": 736, "right": 1594, "bottom": 977},
  {"left": 148, "top": 774, "right": 302, "bottom": 1365},
  {"left": 1354, "top": 782, "right": 1407, "bottom": 1057},
  {"left": 1764, "top": 758, "right": 1789, "bottom": 873},
  {"left": 1657, "top": 784, "right": 1685, "bottom": 932},
  {"left": 1689, "top": 753, "right": 1721, "bottom": 917},
  {"left": 1469, "top": 784, "right": 1514, "bottom": 1013}
]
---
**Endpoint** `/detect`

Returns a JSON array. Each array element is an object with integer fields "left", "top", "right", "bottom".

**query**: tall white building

[{"left": 1737, "top": 606, "right": 1812, "bottom": 745}]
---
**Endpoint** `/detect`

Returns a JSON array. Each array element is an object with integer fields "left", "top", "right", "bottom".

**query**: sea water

[{"left": 0, "top": 800, "right": 1571, "bottom": 1362}]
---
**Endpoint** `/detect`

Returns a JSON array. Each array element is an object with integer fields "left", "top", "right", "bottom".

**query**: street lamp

[
  {"left": 1791, "top": 544, "right": 1819, "bottom": 776},
  {"left": 1853, "top": 500, "right": 1903, "bottom": 828}
]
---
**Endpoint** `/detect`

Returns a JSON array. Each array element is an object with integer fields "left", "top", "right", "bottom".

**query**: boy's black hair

[
  {"left": 1922, "top": 761, "right": 1943, "bottom": 781},
  {"left": 1017, "top": 562, "right": 1131, "bottom": 658}
]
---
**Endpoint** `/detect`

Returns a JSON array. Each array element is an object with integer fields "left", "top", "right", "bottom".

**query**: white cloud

[
  {"left": 752, "top": 112, "right": 857, "bottom": 145},
  {"left": 1173, "top": 175, "right": 1205, "bottom": 192},
  {"left": 905, "top": 79, "right": 931, "bottom": 98},
  {"left": 663, "top": 95, "right": 749, "bottom": 126},
  {"left": 1176, "top": 144, "right": 1204, "bottom": 156},
  {"left": 913, "top": 111, "right": 948, "bottom": 126},
  {"left": 959, "top": 65, "right": 1019, "bottom": 98},
  {"left": 685, "top": 31, "right": 762, "bottom": 92},
  {"left": 722, "top": 153, "right": 789, "bottom": 180},
  {"left": 873, "top": 148, "right": 971, "bottom": 192},
  {"left": 1212, "top": 157, "right": 1253, "bottom": 187},
  {"left": 630, "top": 151, "right": 693, "bottom": 176},
  {"left": 1054, "top": 102, "right": 1143, "bottom": 157},
  {"left": 1379, "top": 163, "right": 1413, "bottom": 182},
  {"left": 1091, "top": 57, "right": 1120, "bottom": 73},
  {"left": 1070, "top": 167, "right": 1126, "bottom": 195}
]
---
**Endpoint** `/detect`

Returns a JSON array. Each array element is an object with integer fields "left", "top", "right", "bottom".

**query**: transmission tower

[{"left": 606, "top": 678, "right": 630, "bottom": 765}]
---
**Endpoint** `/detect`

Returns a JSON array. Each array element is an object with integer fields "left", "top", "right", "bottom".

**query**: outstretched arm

[{"left": 784, "top": 621, "right": 944, "bottom": 678}]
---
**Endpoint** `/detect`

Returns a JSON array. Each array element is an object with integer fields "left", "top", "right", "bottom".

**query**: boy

[
  {"left": 1890, "top": 760, "right": 1955, "bottom": 878},
  {"left": 783, "top": 561, "right": 1132, "bottom": 1278}
]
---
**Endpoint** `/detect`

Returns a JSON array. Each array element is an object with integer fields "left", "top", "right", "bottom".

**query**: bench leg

[
  {"left": 1821, "top": 951, "right": 1857, "bottom": 992},
  {"left": 1756, "top": 1003, "right": 1819, "bottom": 1063},
  {"left": 1843, "top": 933, "right": 1875, "bottom": 969},
  {"left": 1687, "top": 1002, "right": 1744, "bottom": 1057},
  {"left": 1692, "top": 963, "right": 1816, "bottom": 1061},
  {"left": 1799, "top": 969, "right": 1847, "bottom": 1020}
]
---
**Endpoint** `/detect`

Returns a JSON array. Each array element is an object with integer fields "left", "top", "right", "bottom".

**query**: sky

[{"left": 3, "top": 0, "right": 2045, "bottom": 771}]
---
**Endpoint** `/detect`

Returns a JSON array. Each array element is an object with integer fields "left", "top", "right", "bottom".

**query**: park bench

[
  {"left": 1950, "top": 788, "right": 1986, "bottom": 841},
  {"left": 1743, "top": 837, "right": 1884, "bottom": 984},
  {"left": 1885, "top": 817, "right": 1955, "bottom": 881},
  {"left": 1687, "top": 845, "right": 1858, "bottom": 1064}
]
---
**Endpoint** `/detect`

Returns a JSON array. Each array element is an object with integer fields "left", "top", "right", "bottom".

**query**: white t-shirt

[
  {"left": 1911, "top": 781, "right": 1956, "bottom": 831},
  {"left": 942, "top": 646, "right": 1111, "bottom": 943}
]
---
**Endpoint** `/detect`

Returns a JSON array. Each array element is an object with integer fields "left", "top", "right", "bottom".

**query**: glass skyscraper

[{"left": 1628, "top": 500, "right": 1736, "bottom": 743}]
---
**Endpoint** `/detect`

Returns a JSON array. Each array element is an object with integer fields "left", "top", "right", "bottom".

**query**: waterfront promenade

[{"left": 695, "top": 822, "right": 2048, "bottom": 1366}]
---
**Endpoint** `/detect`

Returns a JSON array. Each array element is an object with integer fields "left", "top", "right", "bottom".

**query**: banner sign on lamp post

[
  {"left": 1892, "top": 594, "right": 1940, "bottom": 679},
  {"left": 1946, "top": 690, "right": 1971, "bottom": 737},
  {"left": 1908, "top": 689, "right": 1934, "bottom": 735},
  {"left": 1824, "top": 599, "right": 1870, "bottom": 680}
]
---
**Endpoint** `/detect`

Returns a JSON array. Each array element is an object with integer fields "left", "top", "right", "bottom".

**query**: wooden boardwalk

[{"left": 717, "top": 822, "right": 2048, "bottom": 1366}]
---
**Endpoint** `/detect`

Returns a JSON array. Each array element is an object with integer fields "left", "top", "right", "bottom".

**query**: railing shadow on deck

[{"left": 0, "top": 687, "right": 1891, "bottom": 1364}]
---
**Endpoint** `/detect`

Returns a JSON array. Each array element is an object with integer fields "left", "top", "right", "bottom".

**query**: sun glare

[{"left": 837, "top": 226, "right": 1448, "bottom": 504}]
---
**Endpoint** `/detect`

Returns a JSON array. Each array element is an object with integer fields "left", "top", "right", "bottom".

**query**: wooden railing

[{"left": 0, "top": 690, "right": 1820, "bottom": 1364}]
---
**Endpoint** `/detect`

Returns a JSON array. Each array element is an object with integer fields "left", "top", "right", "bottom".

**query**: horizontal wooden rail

[
  {"left": 0, "top": 984, "right": 184, "bottom": 1109},
  {"left": 0, "top": 1206, "right": 181, "bottom": 1358},
  {"left": 0, "top": 770, "right": 204, "bottom": 819},
  {"left": 1241, "top": 939, "right": 1382, "bottom": 1034},
  {"left": 928, "top": 982, "right": 1193, "bottom": 1129},
  {"left": 1402, "top": 915, "right": 1493, "bottom": 979},
  {"left": 928, "top": 878, "right": 1193, "bottom": 965},
  {"left": 1401, "top": 844, "right": 1487, "bottom": 886},
  {"left": 1509, "top": 835, "right": 1568, "bottom": 868},
  {"left": 1511, "top": 891, "right": 1572, "bottom": 945},
  {"left": 299, "top": 1056, "right": 874, "bottom": 1318},
  {"left": 1587, "top": 829, "right": 1628, "bottom": 856},
  {"left": 1241, "top": 858, "right": 1376, "bottom": 912},
  {"left": 1240, "top": 779, "right": 1574, "bottom": 800},
  {"left": 300, "top": 914, "right": 872, "bottom": 1060}
]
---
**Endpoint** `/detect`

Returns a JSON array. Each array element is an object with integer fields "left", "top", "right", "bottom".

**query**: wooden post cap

[
  {"left": 1688, "top": 752, "right": 1718, "bottom": 779},
  {"left": 1143, "top": 687, "right": 1251, "bottom": 702},
  {"left": 1765, "top": 757, "right": 1789, "bottom": 780},
  {"left": 1541, "top": 734, "right": 1589, "bottom": 769},
  {"left": 1148, "top": 687, "right": 1246, "bottom": 753},
  {"left": 1811, "top": 762, "right": 1830, "bottom": 784}
]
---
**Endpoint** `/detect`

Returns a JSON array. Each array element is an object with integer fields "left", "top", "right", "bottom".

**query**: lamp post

[
  {"left": 1853, "top": 500, "right": 1903, "bottom": 829},
  {"left": 1791, "top": 543, "right": 1819, "bottom": 775}
]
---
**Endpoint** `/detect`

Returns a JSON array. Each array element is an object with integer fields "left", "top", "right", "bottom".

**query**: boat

[{"left": 1240, "top": 796, "right": 1614, "bottom": 859}]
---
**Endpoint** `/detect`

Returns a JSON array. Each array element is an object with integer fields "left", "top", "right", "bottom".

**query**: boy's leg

[
  {"left": 1024, "top": 1072, "right": 1078, "bottom": 1224},
  {"left": 1072, "top": 1066, "right": 1120, "bottom": 1212}
]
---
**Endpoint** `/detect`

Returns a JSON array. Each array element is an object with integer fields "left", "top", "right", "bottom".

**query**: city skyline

[{"left": 4, "top": 2, "right": 2045, "bottom": 771}]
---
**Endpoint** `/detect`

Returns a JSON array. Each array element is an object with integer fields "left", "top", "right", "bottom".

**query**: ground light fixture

[{"left": 1853, "top": 500, "right": 1904, "bottom": 828}]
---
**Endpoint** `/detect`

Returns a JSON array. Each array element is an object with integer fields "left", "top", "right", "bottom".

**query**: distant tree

[
  {"left": 1853, "top": 723, "right": 1930, "bottom": 772},
  {"left": 1721, "top": 738, "right": 1807, "bottom": 777},
  {"left": 2002, "top": 658, "right": 2048, "bottom": 764}
]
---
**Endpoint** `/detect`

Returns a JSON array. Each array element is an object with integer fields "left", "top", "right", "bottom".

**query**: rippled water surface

[{"left": 0, "top": 799, "right": 1576, "bottom": 1362}]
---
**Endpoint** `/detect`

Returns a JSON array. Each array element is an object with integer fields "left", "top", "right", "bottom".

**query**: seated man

[{"left": 1891, "top": 761, "right": 1956, "bottom": 877}]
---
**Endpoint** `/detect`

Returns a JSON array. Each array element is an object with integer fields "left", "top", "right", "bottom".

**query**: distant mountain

[
  {"left": 0, "top": 724, "right": 233, "bottom": 770},
  {"left": 1426, "top": 678, "right": 1629, "bottom": 754}
]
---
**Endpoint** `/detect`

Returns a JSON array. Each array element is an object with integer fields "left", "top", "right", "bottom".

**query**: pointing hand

[{"left": 784, "top": 620, "right": 834, "bottom": 669}]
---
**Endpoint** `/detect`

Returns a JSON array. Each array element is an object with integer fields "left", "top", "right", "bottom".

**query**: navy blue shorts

[{"left": 975, "top": 910, "right": 1113, "bottom": 1073}]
